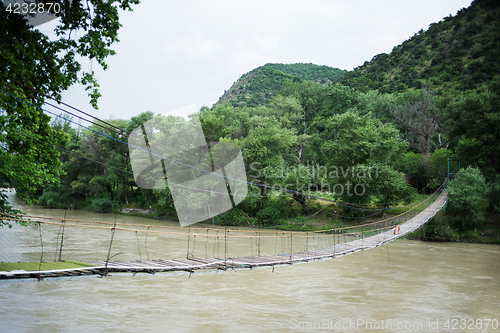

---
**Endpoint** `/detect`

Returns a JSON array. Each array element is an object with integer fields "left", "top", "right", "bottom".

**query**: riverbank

[
  {"left": 25, "top": 188, "right": 500, "bottom": 245},
  {"left": 406, "top": 210, "right": 500, "bottom": 244}
]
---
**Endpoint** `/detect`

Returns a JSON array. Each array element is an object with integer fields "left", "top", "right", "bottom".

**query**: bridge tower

[{"left": 447, "top": 156, "right": 460, "bottom": 181}]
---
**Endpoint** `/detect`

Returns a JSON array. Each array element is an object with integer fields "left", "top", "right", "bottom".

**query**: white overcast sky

[{"left": 38, "top": 0, "right": 473, "bottom": 121}]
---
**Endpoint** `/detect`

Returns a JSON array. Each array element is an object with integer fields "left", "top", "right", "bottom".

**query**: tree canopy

[{"left": 0, "top": 0, "right": 140, "bottom": 225}]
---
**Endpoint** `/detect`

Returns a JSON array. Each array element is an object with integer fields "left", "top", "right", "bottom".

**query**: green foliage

[
  {"left": 0, "top": 190, "right": 25, "bottom": 227},
  {"left": 279, "top": 81, "right": 362, "bottom": 163},
  {"left": 266, "top": 63, "right": 347, "bottom": 83},
  {"left": 0, "top": 86, "right": 69, "bottom": 217},
  {"left": 420, "top": 216, "right": 460, "bottom": 241},
  {"left": 240, "top": 116, "right": 297, "bottom": 185},
  {"left": 91, "top": 198, "right": 114, "bottom": 213},
  {"left": 321, "top": 111, "right": 407, "bottom": 167},
  {"left": 338, "top": 0, "right": 500, "bottom": 93},
  {"left": 1, "top": 0, "right": 139, "bottom": 222},
  {"left": 256, "top": 207, "right": 282, "bottom": 226},
  {"left": 443, "top": 76, "right": 500, "bottom": 174},
  {"left": 356, "top": 90, "right": 395, "bottom": 122},
  {"left": 4, "top": 0, "right": 495, "bottom": 236},
  {"left": 198, "top": 104, "right": 237, "bottom": 142},
  {"left": 153, "top": 189, "right": 176, "bottom": 218},
  {"left": 396, "top": 152, "right": 428, "bottom": 189},
  {"left": 427, "top": 148, "right": 455, "bottom": 190},
  {"left": 391, "top": 88, "right": 440, "bottom": 160},
  {"left": 448, "top": 166, "right": 489, "bottom": 230},
  {"left": 319, "top": 112, "right": 414, "bottom": 212},
  {"left": 488, "top": 174, "right": 500, "bottom": 213},
  {"left": 1, "top": 0, "right": 139, "bottom": 108},
  {"left": 283, "top": 164, "right": 314, "bottom": 212},
  {"left": 215, "top": 63, "right": 346, "bottom": 108},
  {"left": 429, "top": 149, "right": 454, "bottom": 179},
  {"left": 236, "top": 185, "right": 262, "bottom": 216},
  {"left": 214, "top": 208, "right": 250, "bottom": 227},
  {"left": 37, "top": 189, "right": 65, "bottom": 209},
  {"left": 37, "top": 184, "right": 77, "bottom": 209}
]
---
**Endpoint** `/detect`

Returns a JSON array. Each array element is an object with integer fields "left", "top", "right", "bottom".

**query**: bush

[
  {"left": 256, "top": 207, "right": 282, "bottom": 226},
  {"left": 458, "top": 230, "right": 482, "bottom": 243},
  {"left": 397, "top": 151, "right": 428, "bottom": 189},
  {"left": 91, "top": 198, "right": 114, "bottom": 213},
  {"left": 37, "top": 189, "right": 65, "bottom": 209},
  {"left": 214, "top": 208, "right": 250, "bottom": 226},
  {"left": 448, "top": 166, "right": 488, "bottom": 231},
  {"left": 421, "top": 216, "right": 459, "bottom": 241}
]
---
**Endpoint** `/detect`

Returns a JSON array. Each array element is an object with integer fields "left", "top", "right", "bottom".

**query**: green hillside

[
  {"left": 338, "top": 0, "right": 500, "bottom": 93},
  {"left": 215, "top": 63, "right": 346, "bottom": 107}
]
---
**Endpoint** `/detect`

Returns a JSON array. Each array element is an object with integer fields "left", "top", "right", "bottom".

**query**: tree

[
  {"left": 280, "top": 80, "right": 359, "bottom": 163},
  {"left": 443, "top": 76, "right": 500, "bottom": 174},
  {"left": 391, "top": 88, "right": 440, "bottom": 161},
  {"left": 0, "top": 87, "right": 68, "bottom": 225},
  {"left": 198, "top": 104, "right": 237, "bottom": 143},
  {"left": 238, "top": 116, "right": 297, "bottom": 205},
  {"left": 264, "top": 96, "right": 308, "bottom": 165},
  {"left": 282, "top": 164, "right": 315, "bottom": 212},
  {"left": 488, "top": 174, "right": 500, "bottom": 214},
  {"left": 396, "top": 152, "right": 428, "bottom": 190},
  {"left": 447, "top": 166, "right": 488, "bottom": 231},
  {"left": 0, "top": 0, "right": 140, "bottom": 225},
  {"left": 429, "top": 148, "right": 454, "bottom": 183},
  {"left": 320, "top": 111, "right": 413, "bottom": 208},
  {"left": 321, "top": 111, "right": 407, "bottom": 167}
]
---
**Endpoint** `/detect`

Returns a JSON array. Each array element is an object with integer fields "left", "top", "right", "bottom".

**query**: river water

[{"left": 1, "top": 193, "right": 499, "bottom": 332}]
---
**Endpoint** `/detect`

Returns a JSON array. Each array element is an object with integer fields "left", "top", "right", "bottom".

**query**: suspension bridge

[{"left": 0, "top": 186, "right": 447, "bottom": 280}]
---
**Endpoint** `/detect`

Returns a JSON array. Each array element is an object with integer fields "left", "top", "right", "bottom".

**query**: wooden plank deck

[{"left": 0, "top": 191, "right": 447, "bottom": 280}]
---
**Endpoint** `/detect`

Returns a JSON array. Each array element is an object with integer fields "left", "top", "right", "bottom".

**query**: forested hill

[
  {"left": 338, "top": 0, "right": 500, "bottom": 93},
  {"left": 215, "top": 63, "right": 346, "bottom": 107}
]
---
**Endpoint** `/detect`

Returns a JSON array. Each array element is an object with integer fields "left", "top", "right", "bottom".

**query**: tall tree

[
  {"left": 237, "top": 116, "right": 297, "bottom": 205},
  {"left": 321, "top": 112, "right": 407, "bottom": 167},
  {"left": 391, "top": 88, "right": 440, "bottom": 161},
  {"left": 444, "top": 76, "right": 500, "bottom": 174},
  {"left": 280, "top": 80, "right": 359, "bottom": 163},
  {"left": 321, "top": 111, "right": 413, "bottom": 207},
  {"left": 448, "top": 166, "right": 489, "bottom": 231},
  {"left": 0, "top": 0, "right": 140, "bottom": 224}
]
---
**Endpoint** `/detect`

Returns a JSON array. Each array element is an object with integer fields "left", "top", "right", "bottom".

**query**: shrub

[
  {"left": 448, "top": 166, "right": 488, "bottom": 231},
  {"left": 421, "top": 216, "right": 459, "bottom": 241},
  {"left": 256, "top": 207, "right": 282, "bottom": 226},
  {"left": 37, "top": 190, "right": 64, "bottom": 209},
  {"left": 91, "top": 198, "right": 114, "bottom": 213},
  {"left": 214, "top": 208, "right": 250, "bottom": 226}
]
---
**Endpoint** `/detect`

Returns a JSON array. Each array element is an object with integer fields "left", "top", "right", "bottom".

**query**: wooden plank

[{"left": 189, "top": 258, "right": 222, "bottom": 265}]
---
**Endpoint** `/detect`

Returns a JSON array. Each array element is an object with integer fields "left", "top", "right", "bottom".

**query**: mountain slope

[
  {"left": 215, "top": 63, "right": 346, "bottom": 107},
  {"left": 338, "top": 0, "right": 500, "bottom": 93}
]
